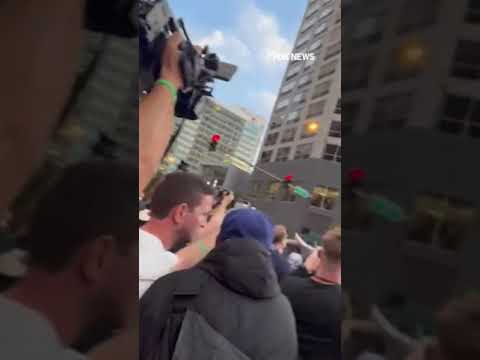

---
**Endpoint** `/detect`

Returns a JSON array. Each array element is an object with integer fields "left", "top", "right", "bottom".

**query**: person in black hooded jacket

[{"left": 140, "top": 208, "right": 298, "bottom": 360}]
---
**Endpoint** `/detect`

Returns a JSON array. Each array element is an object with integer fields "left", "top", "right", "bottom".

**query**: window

[
  {"left": 304, "top": 57, "right": 316, "bottom": 71},
  {"left": 301, "top": 17, "right": 317, "bottom": 33},
  {"left": 275, "top": 98, "right": 290, "bottom": 111},
  {"left": 319, "top": 7, "right": 333, "bottom": 19},
  {"left": 348, "top": 12, "right": 385, "bottom": 46},
  {"left": 260, "top": 150, "right": 273, "bottom": 163},
  {"left": 294, "top": 142, "right": 313, "bottom": 159},
  {"left": 306, "top": 1, "right": 321, "bottom": 18},
  {"left": 286, "top": 110, "right": 301, "bottom": 124},
  {"left": 312, "top": 80, "right": 332, "bottom": 98},
  {"left": 408, "top": 193, "right": 476, "bottom": 252},
  {"left": 296, "top": 33, "right": 311, "bottom": 48},
  {"left": 280, "top": 81, "right": 296, "bottom": 95},
  {"left": 281, "top": 127, "right": 297, "bottom": 143},
  {"left": 334, "top": 98, "right": 341, "bottom": 114},
  {"left": 293, "top": 91, "right": 307, "bottom": 104},
  {"left": 275, "top": 147, "right": 291, "bottom": 162},
  {"left": 329, "top": 120, "right": 341, "bottom": 137},
  {"left": 286, "top": 64, "right": 301, "bottom": 79},
  {"left": 298, "top": 74, "right": 312, "bottom": 88},
  {"left": 466, "top": 0, "right": 480, "bottom": 24},
  {"left": 311, "top": 186, "right": 339, "bottom": 210},
  {"left": 451, "top": 40, "right": 480, "bottom": 80},
  {"left": 438, "top": 93, "right": 480, "bottom": 137},
  {"left": 323, "top": 143, "right": 341, "bottom": 162},
  {"left": 314, "top": 22, "right": 328, "bottom": 36},
  {"left": 343, "top": 57, "right": 372, "bottom": 91},
  {"left": 309, "top": 39, "right": 323, "bottom": 52},
  {"left": 264, "top": 132, "right": 279, "bottom": 146},
  {"left": 324, "top": 41, "right": 341, "bottom": 59},
  {"left": 318, "top": 59, "right": 338, "bottom": 80},
  {"left": 370, "top": 93, "right": 412, "bottom": 130},
  {"left": 398, "top": 0, "right": 440, "bottom": 33},
  {"left": 307, "top": 99, "right": 326, "bottom": 117}
]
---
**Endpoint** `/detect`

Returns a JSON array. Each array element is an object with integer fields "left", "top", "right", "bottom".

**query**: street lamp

[
  {"left": 397, "top": 38, "right": 428, "bottom": 70},
  {"left": 305, "top": 120, "right": 320, "bottom": 135}
]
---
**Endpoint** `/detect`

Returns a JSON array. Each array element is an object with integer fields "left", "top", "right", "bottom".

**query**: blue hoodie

[{"left": 218, "top": 208, "right": 291, "bottom": 281}]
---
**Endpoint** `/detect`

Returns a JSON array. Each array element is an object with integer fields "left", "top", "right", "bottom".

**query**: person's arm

[
  {"left": 173, "top": 192, "right": 234, "bottom": 271},
  {"left": 139, "top": 32, "right": 184, "bottom": 195},
  {"left": 0, "top": 1, "right": 85, "bottom": 209},
  {"left": 294, "top": 232, "right": 315, "bottom": 252}
]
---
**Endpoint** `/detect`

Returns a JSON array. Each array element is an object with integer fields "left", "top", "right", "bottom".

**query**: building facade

[
  {"left": 168, "top": 97, "right": 266, "bottom": 175},
  {"left": 342, "top": 0, "right": 480, "bottom": 338},
  {"left": 249, "top": 0, "right": 342, "bottom": 240}
]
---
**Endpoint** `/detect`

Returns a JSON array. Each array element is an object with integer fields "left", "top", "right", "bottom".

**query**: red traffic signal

[
  {"left": 284, "top": 174, "right": 293, "bottom": 183},
  {"left": 348, "top": 168, "right": 365, "bottom": 184},
  {"left": 209, "top": 134, "right": 221, "bottom": 152}
]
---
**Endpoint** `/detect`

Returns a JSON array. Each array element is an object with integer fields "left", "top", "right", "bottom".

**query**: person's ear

[
  {"left": 171, "top": 203, "right": 189, "bottom": 225},
  {"left": 79, "top": 235, "right": 116, "bottom": 286}
]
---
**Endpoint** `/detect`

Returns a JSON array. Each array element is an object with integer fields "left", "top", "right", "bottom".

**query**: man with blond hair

[{"left": 282, "top": 225, "right": 342, "bottom": 360}]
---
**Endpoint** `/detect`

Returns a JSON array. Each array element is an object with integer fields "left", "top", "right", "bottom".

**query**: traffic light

[
  {"left": 284, "top": 174, "right": 293, "bottom": 183},
  {"left": 209, "top": 134, "right": 221, "bottom": 151}
]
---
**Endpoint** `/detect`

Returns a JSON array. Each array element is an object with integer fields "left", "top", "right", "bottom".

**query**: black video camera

[{"left": 139, "top": 4, "right": 237, "bottom": 120}]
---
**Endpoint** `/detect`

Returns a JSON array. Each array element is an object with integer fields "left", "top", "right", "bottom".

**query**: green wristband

[
  {"left": 155, "top": 79, "right": 178, "bottom": 104},
  {"left": 197, "top": 240, "right": 211, "bottom": 256}
]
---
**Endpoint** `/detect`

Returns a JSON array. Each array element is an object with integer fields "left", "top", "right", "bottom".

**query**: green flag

[
  {"left": 368, "top": 194, "right": 406, "bottom": 222},
  {"left": 293, "top": 186, "right": 311, "bottom": 199}
]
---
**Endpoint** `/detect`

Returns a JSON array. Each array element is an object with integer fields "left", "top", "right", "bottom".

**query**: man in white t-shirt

[
  {"left": 139, "top": 172, "right": 233, "bottom": 298},
  {"left": 0, "top": 162, "right": 138, "bottom": 359}
]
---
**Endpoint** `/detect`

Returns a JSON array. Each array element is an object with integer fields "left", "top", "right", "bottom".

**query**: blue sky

[{"left": 169, "top": 0, "right": 307, "bottom": 120}]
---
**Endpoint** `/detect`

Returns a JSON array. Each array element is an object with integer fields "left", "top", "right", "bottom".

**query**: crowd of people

[
  {"left": 0, "top": 2, "right": 478, "bottom": 360},
  {"left": 139, "top": 171, "right": 342, "bottom": 360}
]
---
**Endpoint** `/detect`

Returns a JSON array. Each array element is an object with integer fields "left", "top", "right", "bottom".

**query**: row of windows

[
  {"left": 278, "top": 57, "right": 338, "bottom": 113},
  {"left": 344, "top": 37, "right": 480, "bottom": 93},
  {"left": 342, "top": 91, "right": 480, "bottom": 138},
  {"left": 265, "top": 118, "right": 340, "bottom": 148},
  {"left": 260, "top": 141, "right": 341, "bottom": 163},
  {"left": 249, "top": 179, "right": 339, "bottom": 211},
  {"left": 270, "top": 96, "right": 340, "bottom": 134}
]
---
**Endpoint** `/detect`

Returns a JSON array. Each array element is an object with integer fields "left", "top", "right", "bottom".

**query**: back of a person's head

[
  {"left": 218, "top": 208, "right": 274, "bottom": 250},
  {"left": 323, "top": 225, "right": 341, "bottom": 263},
  {"left": 149, "top": 171, "right": 214, "bottom": 219},
  {"left": 273, "top": 224, "right": 287, "bottom": 245},
  {"left": 28, "top": 161, "right": 138, "bottom": 272},
  {"left": 435, "top": 293, "right": 480, "bottom": 359}
]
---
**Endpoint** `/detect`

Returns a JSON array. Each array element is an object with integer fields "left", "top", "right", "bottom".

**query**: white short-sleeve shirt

[
  {"left": 139, "top": 229, "right": 178, "bottom": 298},
  {"left": 0, "top": 296, "right": 85, "bottom": 359}
]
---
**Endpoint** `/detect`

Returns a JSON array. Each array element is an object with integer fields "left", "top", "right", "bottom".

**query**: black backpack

[{"left": 147, "top": 269, "right": 252, "bottom": 360}]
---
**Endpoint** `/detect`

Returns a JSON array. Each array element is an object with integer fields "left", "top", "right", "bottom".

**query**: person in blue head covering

[{"left": 218, "top": 208, "right": 291, "bottom": 281}]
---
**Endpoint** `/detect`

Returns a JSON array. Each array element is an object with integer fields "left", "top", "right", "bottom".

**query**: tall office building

[
  {"left": 342, "top": 0, "right": 480, "bottom": 339},
  {"left": 168, "top": 97, "right": 266, "bottom": 176},
  {"left": 249, "top": 0, "right": 341, "bottom": 240}
]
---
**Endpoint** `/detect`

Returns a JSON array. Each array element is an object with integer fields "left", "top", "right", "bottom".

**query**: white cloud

[
  {"left": 195, "top": 30, "right": 252, "bottom": 69},
  {"left": 237, "top": 3, "right": 293, "bottom": 67}
]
